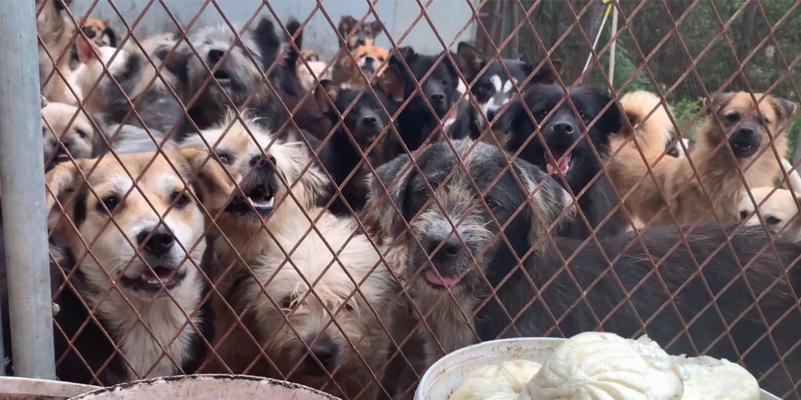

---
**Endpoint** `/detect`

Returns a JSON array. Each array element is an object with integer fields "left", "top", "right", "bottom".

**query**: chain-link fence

[{"left": 5, "top": 0, "right": 800, "bottom": 398}]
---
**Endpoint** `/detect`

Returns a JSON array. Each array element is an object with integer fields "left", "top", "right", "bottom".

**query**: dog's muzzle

[
  {"left": 729, "top": 126, "right": 761, "bottom": 158},
  {"left": 419, "top": 234, "right": 469, "bottom": 288},
  {"left": 120, "top": 227, "right": 186, "bottom": 293},
  {"left": 302, "top": 335, "right": 340, "bottom": 376},
  {"left": 226, "top": 154, "right": 278, "bottom": 217}
]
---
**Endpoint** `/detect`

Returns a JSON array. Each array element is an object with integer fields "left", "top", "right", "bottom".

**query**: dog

[
  {"left": 365, "top": 140, "right": 801, "bottom": 396},
  {"left": 504, "top": 84, "right": 625, "bottom": 238},
  {"left": 316, "top": 81, "right": 399, "bottom": 214},
  {"left": 230, "top": 207, "right": 394, "bottom": 398},
  {"left": 624, "top": 92, "right": 797, "bottom": 226},
  {"left": 45, "top": 149, "right": 233, "bottom": 384},
  {"left": 37, "top": 0, "right": 75, "bottom": 104},
  {"left": 337, "top": 16, "right": 382, "bottom": 51},
  {"left": 450, "top": 42, "right": 556, "bottom": 141},
  {"left": 70, "top": 19, "right": 117, "bottom": 69},
  {"left": 607, "top": 90, "right": 674, "bottom": 227},
  {"left": 333, "top": 45, "right": 390, "bottom": 90},
  {"left": 297, "top": 49, "right": 332, "bottom": 92},
  {"left": 740, "top": 187, "right": 801, "bottom": 243},
  {"left": 379, "top": 47, "right": 460, "bottom": 152},
  {"left": 41, "top": 102, "right": 101, "bottom": 170}
]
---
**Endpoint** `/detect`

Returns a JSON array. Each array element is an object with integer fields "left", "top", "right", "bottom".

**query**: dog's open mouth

[
  {"left": 546, "top": 151, "right": 572, "bottom": 176},
  {"left": 213, "top": 70, "right": 231, "bottom": 84},
  {"left": 226, "top": 185, "right": 276, "bottom": 216},
  {"left": 121, "top": 266, "right": 184, "bottom": 292},
  {"left": 730, "top": 139, "right": 758, "bottom": 158},
  {"left": 423, "top": 268, "right": 460, "bottom": 288}
]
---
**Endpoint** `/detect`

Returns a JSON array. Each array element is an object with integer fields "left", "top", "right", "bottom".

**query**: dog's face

[
  {"left": 346, "top": 45, "right": 389, "bottom": 81},
  {"left": 42, "top": 102, "right": 99, "bottom": 170},
  {"left": 365, "top": 140, "right": 569, "bottom": 294},
  {"left": 740, "top": 188, "right": 801, "bottom": 243},
  {"left": 251, "top": 229, "right": 389, "bottom": 382},
  {"left": 706, "top": 92, "right": 797, "bottom": 159},
  {"left": 337, "top": 16, "right": 382, "bottom": 50},
  {"left": 506, "top": 84, "right": 623, "bottom": 177},
  {"left": 318, "top": 84, "right": 397, "bottom": 149},
  {"left": 46, "top": 150, "right": 231, "bottom": 298},
  {"left": 82, "top": 19, "right": 116, "bottom": 48},
  {"left": 181, "top": 118, "right": 329, "bottom": 229},
  {"left": 456, "top": 42, "right": 556, "bottom": 123},
  {"left": 382, "top": 47, "right": 460, "bottom": 117}
]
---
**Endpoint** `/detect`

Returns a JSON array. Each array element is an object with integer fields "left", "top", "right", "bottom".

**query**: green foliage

[
  {"left": 788, "top": 118, "right": 801, "bottom": 160},
  {"left": 672, "top": 98, "right": 703, "bottom": 139}
]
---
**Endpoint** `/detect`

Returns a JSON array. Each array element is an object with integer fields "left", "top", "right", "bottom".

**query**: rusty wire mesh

[{"left": 28, "top": 0, "right": 801, "bottom": 398}]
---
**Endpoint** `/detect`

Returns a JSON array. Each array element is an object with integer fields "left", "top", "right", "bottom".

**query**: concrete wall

[{"left": 71, "top": 0, "right": 478, "bottom": 60}]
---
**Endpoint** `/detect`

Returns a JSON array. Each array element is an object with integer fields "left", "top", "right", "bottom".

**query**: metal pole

[
  {"left": 608, "top": 0, "right": 618, "bottom": 87},
  {"left": 0, "top": 0, "right": 56, "bottom": 379}
]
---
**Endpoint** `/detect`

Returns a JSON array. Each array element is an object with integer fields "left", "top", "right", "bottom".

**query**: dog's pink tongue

[
  {"left": 424, "top": 270, "right": 458, "bottom": 288},
  {"left": 546, "top": 154, "right": 571, "bottom": 175}
]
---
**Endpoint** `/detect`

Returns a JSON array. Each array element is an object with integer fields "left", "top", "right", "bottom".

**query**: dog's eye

[
  {"left": 216, "top": 151, "right": 235, "bottom": 165},
  {"left": 766, "top": 216, "right": 781, "bottom": 225},
  {"left": 280, "top": 296, "right": 295, "bottom": 313},
  {"left": 378, "top": 56, "right": 385, "bottom": 62},
  {"left": 739, "top": 210, "right": 749, "bottom": 220},
  {"left": 344, "top": 302, "right": 355, "bottom": 313},
  {"left": 724, "top": 112, "right": 740, "bottom": 123},
  {"left": 97, "top": 194, "right": 121, "bottom": 213},
  {"left": 75, "top": 129, "right": 88, "bottom": 139},
  {"left": 535, "top": 110, "right": 549, "bottom": 121},
  {"left": 762, "top": 117, "right": 772, "bottom": 125},
  {"left": 440, "top": 79, "right": 449, "bottom": 86},
  {"left": 169, "top": 190, "right": 191, "bottom": 208}
]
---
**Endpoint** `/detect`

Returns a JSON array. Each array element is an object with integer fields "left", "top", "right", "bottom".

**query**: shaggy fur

[
  {"left": 380, "top": 47, "right": 461, "bottom": 152},
  {"left": 366, "top": 140, "right": 801, "bottom": 396},
  {"left": 505, "top": 84, "right": 625, "bottom": 238},
  {"left": 46, "top": 150, "right": 232, "bottom": 384},
  {"left": 740, "top": 187, "right": 801, "bottom": 243},
  {"left": 624, "top": 92, "right": 797, "bottom": 226},
  {"left": 317, "top": 83, "right": 399, "bottom": 214},
  {"left": 228, "top": 208, "right": 395, "bottom": 399}
]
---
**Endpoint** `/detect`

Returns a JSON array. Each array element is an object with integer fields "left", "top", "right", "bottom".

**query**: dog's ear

[
  {"left": 512, "top": 158, "right": 573, "bottom": 234},
  {"left": 163, "top": 45, "right": 190, "bottom": 84},
  {"left": 456, "top": 42, "right": 485, "bottom": 82},
  {"left": 396, "top": 46, "right": 417, "bottom": 64},
  {"left": 768, "top": 96, "right": 798, "bottom": 123},
  {"left": 45, "top": 161, "right": 85, "bottom": 228},
  {"left": 365, "top": 153, "right": 412, "bottom": 236},
  {"left": 369, "top": 21, "right": 383, "bottom": 36},
  {"left": 178, "top": 148, "right": 234, "bottom": 213},
  {"left": 704, "top": 92, "right": 735, "bottom": 115},
  {"left": 103, "top": 25, "right": 117, "bottom": 47},
  {"left": 592, "top": 90, "right": 624, "bottom": 135},
  {"left": 530, "top": 60, "right": 560, "bottom": 85},
  {"left": 314, "top": 79, "right": 339, "bottom": 115}
]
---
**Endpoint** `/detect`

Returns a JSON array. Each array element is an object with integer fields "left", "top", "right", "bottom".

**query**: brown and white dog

[
  {"left": 41, "top": 102, "right": 101, "bottom": 170},
  {"left": 46, "top": 149, "right": 232, "bottom": 385},
  {"left": 621, "top": 92, "right": 797, "bottom": 226},
  {"left": 337, "top": 16, "right": 382, "bottom": 51}
]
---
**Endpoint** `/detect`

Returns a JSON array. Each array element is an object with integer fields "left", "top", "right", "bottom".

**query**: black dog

[
  {"left": 380, "top": 47, "right": 460, "bottom": 152},
  {"left": 450, "top": 42, "right": 556, "bottom": 140},
  {"left": 317, "top": 82, "right": 399, "bottom": 214},
  {"left": 505, "top": 84, "right": 625, "bottom": 238},
  {"left": 366, "top": 140, "right": 801, "bottom": 397}
]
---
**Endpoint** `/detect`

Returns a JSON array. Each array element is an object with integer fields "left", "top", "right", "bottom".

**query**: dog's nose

[
  {"left": 82, "top": 27, "right": 96, "bottom": 39},
  {"left": 137, "top": 228, "right": 174, "bottom": 256},
  {"left": 430, "top": 93, "right": 445, "bottom": 105},
  {"left": 552, "top": 122, "right": 575, "bottom": 135},
  {"left": 207, "top": 49, "right": 225, "bottom": 65},
  {"left": 312, "top": 343, "right": 338, "bottom": 368},
  {"left": 360, "top": 115, "right": 378, "bottom": 127},
  {"left": 364, "top": 56, "right": 374, "bottom": 64},
  {"left": 249, "top": 154, "right": 277, "bottom": 170},
  {"left": 738, "top": 127, "right": 755, "bottom": 137},
  {"left": 425, "top": 236, "right": 463, "bottom": 263}
]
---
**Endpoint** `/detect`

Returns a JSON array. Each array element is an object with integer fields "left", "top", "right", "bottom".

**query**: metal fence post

[{"left": 0, "top": 0, "right": 57, "bottom": 380}]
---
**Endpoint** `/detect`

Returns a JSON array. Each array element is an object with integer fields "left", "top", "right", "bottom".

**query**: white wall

[{"left": 70, "top": 0, "right": 478, "bottom": 60}]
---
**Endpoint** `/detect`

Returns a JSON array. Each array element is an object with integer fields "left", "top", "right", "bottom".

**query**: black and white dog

[
  {"left": 380, "top": 47, "right": 460, "bottom": 152},
  {"left": 450, "top": 42, "right": 556, "bottom": 141},
  {"left": 366, "top": 140, "right": 801, "bottom": 396},
  {"left": 505, "top": 84, "right": 625, "bottom": 238}
]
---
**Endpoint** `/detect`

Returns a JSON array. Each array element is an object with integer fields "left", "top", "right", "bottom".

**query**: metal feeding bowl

[
  {"left": 69, "top": 375, "right": 340, "bottom": 400},
  {"left": 415, "top": 338, "right": 782, "bottom": 400}
]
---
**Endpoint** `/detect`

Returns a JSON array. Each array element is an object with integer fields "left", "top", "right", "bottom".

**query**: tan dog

[
  {"left": 297, "top": 49, "right": 332, "bottom": 92},
  {"left": 333, "top": 45, "right": 389, "bottom": 89},
  {"left": 626, "top": 92, "right": 797, "bottom": 226},
  {"left": 46, "top": 149, "right": 231, "bottom": 384},
  {"left": 607, "top": 91, "right": 674, "bottom": 227},
  {"left": 41, "top": 102, "right": 100, "bottom": 169},
  {"left": 234, "top": 208, "right": 394, "bottom": 398},
  {"left": 740, "top": 187, "right": 801, "bottom": 243},
  {"left": 37, "top": 0, "right": 75, "bottom": 103}
]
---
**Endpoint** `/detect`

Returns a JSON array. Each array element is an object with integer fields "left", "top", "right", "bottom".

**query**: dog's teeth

[{"left": 248, "top": 196, "right": 275, "bottom": 209}]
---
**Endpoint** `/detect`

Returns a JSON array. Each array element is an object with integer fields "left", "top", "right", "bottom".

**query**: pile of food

[{"left": 450, "top": 332, "right": 759, "bottom": 400}]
